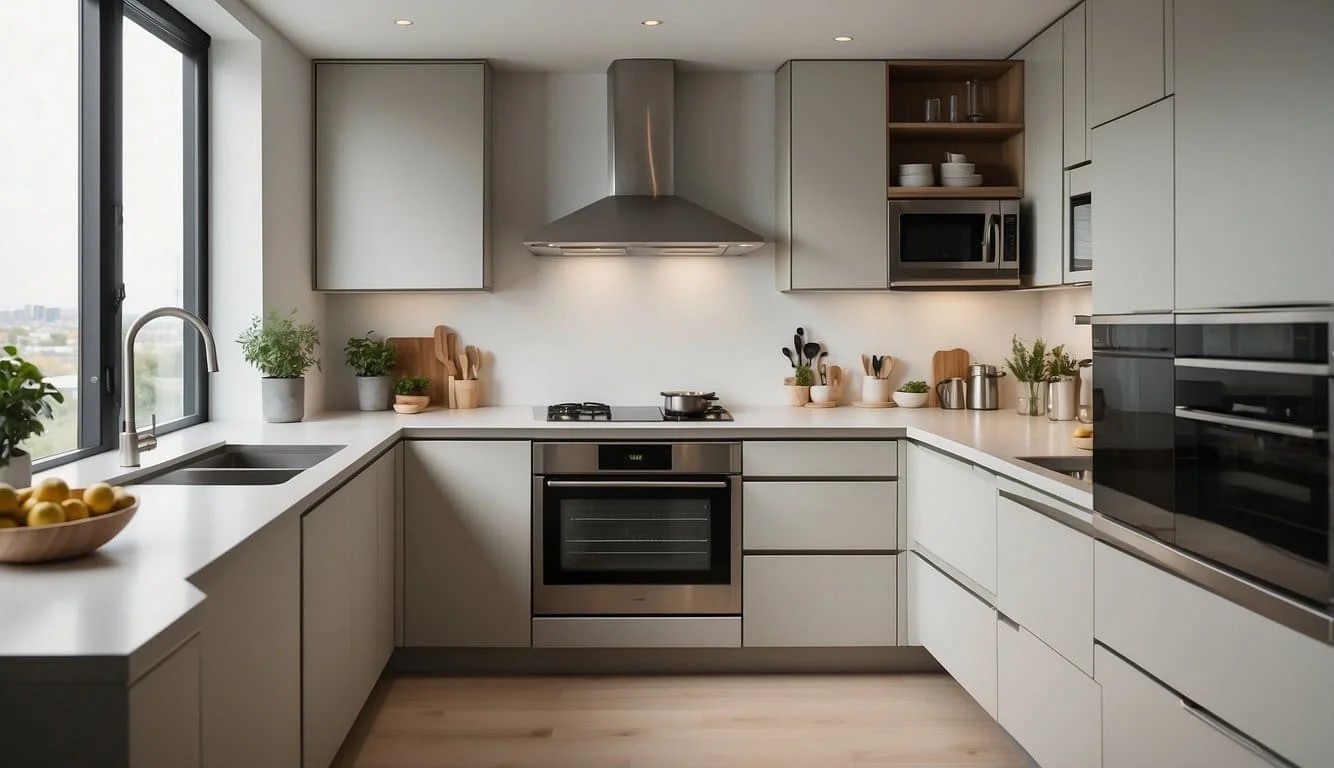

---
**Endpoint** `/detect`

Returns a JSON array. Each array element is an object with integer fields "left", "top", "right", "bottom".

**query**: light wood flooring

[{"left": 339, "top": 674, "right": 1026, "bottom": 767}]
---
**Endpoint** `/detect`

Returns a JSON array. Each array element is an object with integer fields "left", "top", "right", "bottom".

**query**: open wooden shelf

[
  {"left": 887, "top": 185, "right": 1023, "bottom": 200},
  {"left": 888, "top": 122, "right": 1024, "bottom": 140}
]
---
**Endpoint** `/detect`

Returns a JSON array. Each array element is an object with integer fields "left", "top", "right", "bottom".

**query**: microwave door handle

[{"left": 982, "top": 214, "right": 997, "bottom": 262}]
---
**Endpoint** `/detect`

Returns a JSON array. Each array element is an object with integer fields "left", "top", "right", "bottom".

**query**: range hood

[{"left": 524, "top": 59, "right": 764, "bottom": 257}]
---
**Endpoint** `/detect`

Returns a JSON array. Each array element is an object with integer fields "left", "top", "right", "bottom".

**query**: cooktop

[{"left": 536, "top": 402, "right": 733, "bottom": 422}]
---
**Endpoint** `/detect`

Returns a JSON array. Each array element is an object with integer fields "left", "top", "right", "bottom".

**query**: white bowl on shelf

[
  {"left": 898, "top": 174, "right": 936, "bottom": 187},
  {"left": 940, "top": 162, "right": 976, "bottom": 177},
  {"left": 942, "top": 174, "right": 983, "bottom": 187},
  {"left": 898, "top": 163, "right": 933, "bottom": 175}
]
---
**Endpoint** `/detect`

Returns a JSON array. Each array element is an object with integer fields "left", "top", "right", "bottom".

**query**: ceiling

[{"left": 241, "top": 0, "right": 1072, "bottom": 71}]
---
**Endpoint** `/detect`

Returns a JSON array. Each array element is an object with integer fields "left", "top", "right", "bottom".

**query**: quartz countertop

[{"left": 0, "top": 405, "right": 1091, "bottom": 668}]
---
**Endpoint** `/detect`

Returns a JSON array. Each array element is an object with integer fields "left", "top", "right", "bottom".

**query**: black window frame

[{"left": 39, "top": 0, "right": 209, "bottom": 472}]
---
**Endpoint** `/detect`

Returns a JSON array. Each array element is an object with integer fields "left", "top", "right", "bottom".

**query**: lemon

[
  {"left": 34, "top": 478, "right": 70, "bottom": 504},
  {"left": 84, "top": 483, "right": 116, "bottom": 515},
  {"left": 1072, "top": 426, "right": 1093, "bottom": 439},
  {"left": 0, "top": 517, "right": 18, "bottom": 529},
  {"left": 28, "top": 501, "right": 65, "bottom": 527},
  {"left": 21, "top": 495, "right": 40, "bottom": 516},
  {"left": 0, "top": 483, "right": 16, "bottom": 515},
  {"left": 61, "top": 499, "right": 90, "bottom": 522},
  {"left": 112, "top": 487, "right": 135, "bottom": 511}
]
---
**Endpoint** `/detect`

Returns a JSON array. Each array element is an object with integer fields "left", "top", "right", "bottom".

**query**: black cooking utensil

[
  {"left": 793, "top": 335, "right": 804, "bottom": 365},
  {"left": 782, "top": 347, "right": 798, "bottom": 368},
  {"left": 803, "top": 342, "right": 821, "bottom": 372},
  {"left": 872, "top": 355, "right": 884, "bottom": 379}
]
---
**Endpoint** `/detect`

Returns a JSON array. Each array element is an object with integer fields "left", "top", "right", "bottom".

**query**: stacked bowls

[
  {"left": 898, "top": 163, "right": 935, "bottom": 187},
  {"left": 940, "top": 155, "right": 982, "bottom": 187}
]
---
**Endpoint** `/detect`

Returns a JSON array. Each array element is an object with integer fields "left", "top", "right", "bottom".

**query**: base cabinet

[
  {"left": 908, "top": 553, "right": 997, "bottom": 717},
  {"left": 743, "top": 555, "right": 896, "bottom": 647},
  {"left": 906, "top": 444, "right": 997, "bottom": 594},
  {"left": 130, "top": 635, "right": 202, "bottom": 768},
  {"left": 997, "top": 621, "right": 1100, "bottom": 768}
]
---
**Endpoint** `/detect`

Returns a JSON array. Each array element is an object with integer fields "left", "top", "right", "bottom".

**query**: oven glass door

[{"left": 542, "top": 478, "right": 733, "bottom": 587}]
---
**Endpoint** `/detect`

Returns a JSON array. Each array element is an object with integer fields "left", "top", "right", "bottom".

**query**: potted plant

[
  {"left": 393, "top": 376, "right": 431, "bottom": 414},
  {"left": 0, "top": 346, "right": 65, "bottom": 488},
  {"left": 1004, "top": 335, "right": 1048, "bottom": 416},
  {"left": 784, "top": 364, "right": 813, "bottom": 407},
  {"left": 344, "top": 332, "right": 396, "bottom": 412},
  {"left": 1046, "top": 344, "right": 1079, "bottom": 421},
  {"left": 236, "top": 310, "right": 320, "bottom": 423},
  {"left": 893, "top": 380, "right": 930, "bottom": 409}
]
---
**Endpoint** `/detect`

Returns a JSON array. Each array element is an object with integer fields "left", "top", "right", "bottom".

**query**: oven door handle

[
  {"left": 1174, "top": 406, "right": 1329, "bottom": 440},
  {"left": 545, "top": 480, "right": 730, "bottom": 489}
]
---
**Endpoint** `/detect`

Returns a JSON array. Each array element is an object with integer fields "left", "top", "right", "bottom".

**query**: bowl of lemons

[
  {"left": 1072, "top": 425, "right": 1093, "bottom": 451},
  {"left": 0, "top": 478, "right": 138, "bottom": 564}
]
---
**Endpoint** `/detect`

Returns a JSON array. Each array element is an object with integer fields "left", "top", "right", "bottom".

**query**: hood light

[
  {"left": 833, "top": 35, "right": 853, "bottom": 42},
  {"left": 394, "top": 18, "right": 414, "bottom": 26},
  {"left": 641, "top": 19, "right": 663, "bottom": 27}
]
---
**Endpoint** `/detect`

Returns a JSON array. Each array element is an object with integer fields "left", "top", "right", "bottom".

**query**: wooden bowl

[
  {"left": 1073, "top": 436, "right": 1093, "bottom": 451},
  {"left": 0, "top": 491, "right": 139, "bottom": 564},
  {"left": 392, "top": 403, "right": 426, "bottom": 414}
]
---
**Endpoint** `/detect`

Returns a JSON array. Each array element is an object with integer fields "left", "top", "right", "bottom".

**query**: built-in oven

[
  {"left": 532, "top": 442, "right": 742, "bottom": 615},
  {"left": 1063, "top": 164, "right": 1093, "bottom": 284},
  {"left": 1173, "top": 309, "right": 1332, "bottom": 609},
  {"left": 1092, "top": 316, "right": 1176, "bottom": 538},
  {"left": 888, "top": 199, "right": 1020, "bottom": 288}
]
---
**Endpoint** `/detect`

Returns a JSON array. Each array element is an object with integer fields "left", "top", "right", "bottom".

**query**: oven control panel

[{"left": 598, "top": 444, "right": 673, "bottom": 471}]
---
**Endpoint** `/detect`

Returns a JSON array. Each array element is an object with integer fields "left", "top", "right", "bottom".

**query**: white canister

[
  {"left": 1048, "top": 377, "right": 1078, "bottom": 421},
  {"left": 809, "top": 385, "right": 833, "bottom": 404},
  {"left": 861, "top": 378, "right": 891, "bottom": 404}
]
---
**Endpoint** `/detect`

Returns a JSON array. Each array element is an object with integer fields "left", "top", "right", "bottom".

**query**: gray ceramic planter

[
  {"left": 262, "top": 377, "right": 305, "bottom": 423},
  {"left": 356, "top": 376, "right": 393, "bottom": 411},
  {"left": 0, "top": 451, "right": 32, "bottom": 488}
]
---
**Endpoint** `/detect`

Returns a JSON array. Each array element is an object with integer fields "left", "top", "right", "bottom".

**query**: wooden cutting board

[
  {"left": 930, "top": 348, "right": 971, "bottom": 407},
  {"left": 387, "top": 337, "right": 448, "bottom": 407}
]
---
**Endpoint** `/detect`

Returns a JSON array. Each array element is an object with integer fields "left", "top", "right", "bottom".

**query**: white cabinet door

[
  {"left": 908, "top": 553, "right": 997, "bottom": 717},
  {"left": 1063, "top": 3, "right": 1089, "bottom": 167},
  {"left": 374, "top": 449, "right": 397, "bottom": 672},
  {"left": 743, "top": 440, "right": 897, "bottom": 478},
  {"left": 315, "top": 61, "right": 490, "bottom": 290},
  {"left": 1018, "top": 22, "right": 1065, "bottom": 287},
  {"left": 405, "top": 441, "right": 532, "bottom": 647},
  {"left": 1091, "top": 97, "right": 1174, "bottom": 315},
  {"left": 743, "top": 481, "right": 896, "bottom": 551},
  {"left": 905, "top": 443, "right": 996, "bottom": 594},
  {"left": 1088, "top": 0, "right": 1165, "bottom": 126},
  {"left": 130, "top": 634, "right": 202, "bottom": 768},
  {"left": 997, "top": 621, "right": 1100, "bottom": 768},
  {"left": 996, "top": 494, "right": 1093, "bottom": 674},
  {"left": 1173, "top": 0, "right": 1334, "bottom": 309},
  {"left": 1098, "top": 645, "right": 1277, "bottom": 768},
  {"left": 744, "top": 555, "right": 896, "bottom": 647}
]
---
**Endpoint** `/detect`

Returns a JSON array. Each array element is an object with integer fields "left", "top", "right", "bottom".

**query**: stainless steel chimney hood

[{"left": 524, "top": 59, "right": 765, "bottom": 257}]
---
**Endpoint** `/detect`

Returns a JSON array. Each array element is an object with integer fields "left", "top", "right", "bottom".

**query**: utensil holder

[
  {"left": 783, "top": 384, "right": 810, "bottom": 407},
  {"left": 861, "top": 378, "right": 891, "bottom": 404},
  {"left": 454, "top": 379, "right": 480, "bottom": 409}
]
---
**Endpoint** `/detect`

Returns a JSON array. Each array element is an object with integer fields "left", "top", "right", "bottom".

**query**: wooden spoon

[{"left": 465, "top": 345, "right": 481, "bottom": 380}]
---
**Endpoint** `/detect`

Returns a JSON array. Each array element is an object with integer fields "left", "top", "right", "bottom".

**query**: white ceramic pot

[
  {"left": 784, "top": 385, "right": 810, "bottom": 407},
  {"left": 0, "top": 451, "right": 32, "bottom": 488},
  {"left": 356, "top": 376, "right": 393, "bottom": 411},
  {"left": 861, "top": 378, "right": 892, "bottom": 404},
  {"left": 893, "top": 391, "right": 929, "bottom": 409},
  {"left": 809, "top": 385, "right": 833, "bottom": 404},
  {"left": 262, "top": 377, "right": 305, "bottom": 423}
]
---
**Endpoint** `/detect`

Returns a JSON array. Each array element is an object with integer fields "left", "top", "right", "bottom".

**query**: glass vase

[{"left": 1016, "top": 380, "right": 1042, "bottom": 416}]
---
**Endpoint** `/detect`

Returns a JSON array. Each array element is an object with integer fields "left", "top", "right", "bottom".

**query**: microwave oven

[{"left": 888, "top": 199, "right": 1020, "bottom": 288}]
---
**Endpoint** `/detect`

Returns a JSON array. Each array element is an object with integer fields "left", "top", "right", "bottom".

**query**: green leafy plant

[
  {"left": 1046, "top": 344, "right": 1078, "bottom": 379},
  {"left": 1004, "top": 335, "right": 1049, "bottom": 383},
  {"left": 395, "top": 376, "right": 431, "bottom": 396},
  {"left": 0, "top": 345, "right": 66, "bottom": 464},
  {"left": 344, "top": 332, "right": 396, "bottom": 378},
  {"left": 793, "top": 364, "right": 814, "bottom": 387},
  {"left": 236, "top": 310, "right": 321, "bottom": 379},
  {"left": 897, "top": 380, "right": 929, "bottom": 394}
]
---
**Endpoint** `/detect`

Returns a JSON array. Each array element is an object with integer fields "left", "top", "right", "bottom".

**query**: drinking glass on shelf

[
  {"left": 924, "top": 97, "right": 942, "bottom": 122},
  {"left": 948, "top": 94, "right": 960, "bottom": 122},
  {"left": 966, "top": 79, "right": 990, "bottom": 122}
]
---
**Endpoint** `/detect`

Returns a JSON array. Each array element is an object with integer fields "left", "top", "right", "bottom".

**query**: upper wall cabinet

[
  {"left": 1062, "top": 3, "right": 1089, "bottom": 167},
  {"left": 1017, "top": 23, "right": 1064, "bottom": 287},
  {"left": 1087, "top": 0, "right": 1168, "bottom": 128},
  {"left": 1174, "top": 0, "right": 1334, "bottom": 310},
  {"left": 315, "top": 61, "right": 491, "bottom": 292},
  {"left": 776, "top": 61, "right": 888, "bottom": 291}
]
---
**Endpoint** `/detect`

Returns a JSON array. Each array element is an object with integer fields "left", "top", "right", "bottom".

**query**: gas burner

[
  {"left": 663, "top": 405, "right": 734, "bottom": 422},
  {"left": 547, "top": 402, "right": 611, "bottom": 421}
]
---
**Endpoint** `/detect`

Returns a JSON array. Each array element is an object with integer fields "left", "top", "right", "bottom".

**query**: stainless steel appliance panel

[
  {"left": 889, "top": 199, "right": 1020, "bottom": 288},
  {"left": 534, "top": 442, "right": 741, "bottom": 475}
]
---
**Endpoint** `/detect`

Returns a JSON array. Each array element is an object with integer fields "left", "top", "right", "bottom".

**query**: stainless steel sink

[
  {"left": 1017, "top": 455, "right": 1093, "bottom": 483},
  {"left": 131, "top": 444, "right": 343, "bottom": 486}
]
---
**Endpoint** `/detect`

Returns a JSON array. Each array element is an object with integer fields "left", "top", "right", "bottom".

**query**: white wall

[{"left": 324, "top": 71, "right": 1051, "bottom": 408}]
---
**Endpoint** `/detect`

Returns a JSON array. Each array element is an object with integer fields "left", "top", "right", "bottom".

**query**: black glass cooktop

[{"left": 537, "top": 402, "right": 733, "bottom": 422}]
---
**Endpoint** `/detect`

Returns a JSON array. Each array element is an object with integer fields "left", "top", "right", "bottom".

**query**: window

[{"left": 0, "top": 0, "right": 208, "bottom": 467}]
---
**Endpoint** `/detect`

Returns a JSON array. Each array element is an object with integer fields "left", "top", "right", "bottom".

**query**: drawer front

[
  {"left": 743, "top": 441, "right": 897, "bottom": 478},
  {"left": 743, "top": 555, "right": 896, "bottom": 647},
  {"left": 1095, "top": 542, "right": 1334, "bottom": 767},
  {"left": 997, "top": 621, "right": 1101, "bottom": 768},
  {"left": 907, "top": 444, "right": 997, "bottom": 593},
  {"left": 909, "top": 553, "right": 997, "bottom": 717},
  {"left": 532, "top": 617, "right": 741, "bottom": 648},
  {"left": 1097, "top": 645, "right": 1277, "bottom": 768},
  {"left": 996, "top": 494, "right": 1094, "bottom": 673},
  {"left": 743, "top": 481, "right": 897, "bottom": 551}
]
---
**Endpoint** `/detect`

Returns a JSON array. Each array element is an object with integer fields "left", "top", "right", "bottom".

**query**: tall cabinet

[
  {"left": 1087, "top": 0, "right": 1168, "bottom": 128},
  {"left": 1016, "top": 23, "right": 1064, "bottom": 287}
]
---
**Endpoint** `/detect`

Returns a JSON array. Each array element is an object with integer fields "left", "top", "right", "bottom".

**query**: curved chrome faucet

[{"left": 120, "top": 307, "right": 220, "bottom": 467}]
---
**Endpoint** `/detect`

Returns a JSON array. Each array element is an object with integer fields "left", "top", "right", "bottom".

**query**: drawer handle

[
  {"left": 996, "top": 611, "right": 1020, "bottom": 631},
  {"left": 1179, "top": 700, "right": 1293, "bottom": 767}
]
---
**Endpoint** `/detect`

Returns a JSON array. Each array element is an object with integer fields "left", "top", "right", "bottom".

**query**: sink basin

[
  {"left": 131, "top": 444, "right": 344, "bottom": 486},
  {"left": 1017, "top": 455, "right": 1093, "bottom": 483}
]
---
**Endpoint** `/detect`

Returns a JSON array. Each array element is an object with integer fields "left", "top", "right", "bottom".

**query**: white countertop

[{"left": 0, "top": 405, "right": 1091, "bottom": 667}]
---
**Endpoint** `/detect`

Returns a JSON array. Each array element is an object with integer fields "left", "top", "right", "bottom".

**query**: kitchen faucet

[{"left": 120, "top": 307, "right": 220, "bottom": 467}]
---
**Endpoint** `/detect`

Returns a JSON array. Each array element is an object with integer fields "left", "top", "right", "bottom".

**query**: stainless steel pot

[
  {"left": 661, "top": 390, "right": 718, "bottom": 416},
  {"left": 965, "top": 363, "right": 1006, "bottom": 410}
]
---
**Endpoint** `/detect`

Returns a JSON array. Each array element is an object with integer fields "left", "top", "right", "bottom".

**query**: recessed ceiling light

[
  {"left": 834, "top": 35, "right": 853, "bottom": 42},
  {"left": 641, "top": 19, "right": 663, "bottom": 27},
  {"left": 393, "top": 18, "right": 414, "bottom": 26}
]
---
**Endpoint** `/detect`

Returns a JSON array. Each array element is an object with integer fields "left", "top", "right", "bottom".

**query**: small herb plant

[
  {"left": 1046, "top": 344, "right": 1078, "bottom": 379},
  {"left": 395, "top": 376, "right": 431, "bottom": 396},
  {"left": 0, "top": 346, "right": 65, "bottom": 464},
  {"left": 237, "top": 310, "right": 321, "bottom": 379},
  {"left": 1004, "top": 335, "right": 1049, "bottom": 383},
  {"left": 897, "top": 380, "right": 929, "bottom": 394},
  {"left": 344, "top": 332, "right": 396, "bottom": 378},
  {"left": 793, "top": 364, "right": 814, "bottom": 387}
]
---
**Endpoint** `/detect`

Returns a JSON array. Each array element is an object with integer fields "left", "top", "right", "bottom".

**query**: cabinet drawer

[
  {"left": 909, "top": 553, "right": 996, "bottom": 717},
  {"left": 744, "top": 481, "right": 896, "bottom": 551},
  {"left": 1095, "top": 542, "right": 1334, "bottom": 767},
  {"left": 996, "top": 492, "right": 1094, "bottom": 673},
  {"left": 906, "top": 444, "right": 996, "bottom": 593},
  {"left": 533, "top": 617, "right": 740, "bottom": 649},
  {"left": 743, "top": 441, "right": 896, "bottom": 478},
  {"left": 997, "top": 620, "right": 1100, "bottom": 768},
  {"left": 1097, "top": 645, "right": 1278, "bottom": 768},
  {"left": 743, "top": 555, "right": 896, "bottom": 647}
]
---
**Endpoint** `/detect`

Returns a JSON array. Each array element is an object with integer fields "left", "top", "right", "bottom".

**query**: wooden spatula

[{"left": 466, "top": 345, "right": 482, "bottom": 380}]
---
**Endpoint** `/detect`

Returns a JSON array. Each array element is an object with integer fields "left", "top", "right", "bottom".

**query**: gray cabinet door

[
  {"left": 1087, "top": 0, "right": 1165, "bottom": 127},
  {"left": 777, "top": 61, "right": 888, "bottom": 290},
  {"left": 1174, "top": 0, "right": 1334, "bottom": 309},
  {"left": 1062, "top": 3, "right": 1089, "bottom": 167},
  {"left": 1018, "top": 23, "right": 1065, "bottom": 287},
  {"left": 315, "top": 61, "right": 490, "bottom": 291}
]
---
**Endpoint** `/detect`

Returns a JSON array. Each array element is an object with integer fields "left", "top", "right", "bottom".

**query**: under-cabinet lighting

[
  {"left": 833, "top": 35, "right": 854, "bottom": 42},
  {"left": 641, "top": 19, "right": 663, "bottom": 27},
  {"left": 394, "top": 18, "right": 414, "bottom": 26}
]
